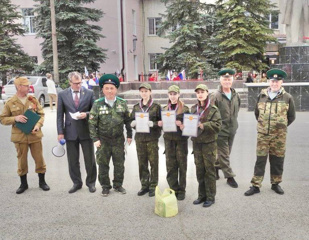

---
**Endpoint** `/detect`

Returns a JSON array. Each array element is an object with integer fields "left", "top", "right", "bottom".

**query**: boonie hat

[
  {"left": 195, "top": 84, "right": 208, "bottom": 92},
  {"left": 139, "top": 83, "right": 152, "bottom": 90},
  {"left": 266, "top": 69, "right": 287, "bottom": 81},
  {"left": 218, "top": 68, "right": 235, "bottom": 77},
  {"left": 168, "top": 85, "right": 180, "bottom": 93},
  {"left": 14, "top": 77, "right": 30, "bottom": 86},
  {"left": 99, "top": 74, "right": 120, "bottom": 88}
]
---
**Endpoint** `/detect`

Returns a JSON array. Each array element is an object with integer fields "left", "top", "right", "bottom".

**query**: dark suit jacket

[{"left": 57, "top": 87, "right": 95, "bottom": 141}]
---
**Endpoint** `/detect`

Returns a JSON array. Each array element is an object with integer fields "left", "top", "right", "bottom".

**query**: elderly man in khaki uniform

[{"left": 0, "top": 77, "right": 50, "bottom": 194}]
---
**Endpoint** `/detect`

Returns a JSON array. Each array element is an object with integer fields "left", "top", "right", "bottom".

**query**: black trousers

[{"left": 66, "top": 139, "right": 97, "bottom": 187}]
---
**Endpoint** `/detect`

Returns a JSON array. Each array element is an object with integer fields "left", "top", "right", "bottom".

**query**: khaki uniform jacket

[
  {"left": 0, "top": 95, "right": 44, "bottom": 143},
  {"left": 255, "top": 87, "right": 296, "bottom": 135},
  {"left": 191, "top": 100, "right": 222, "bottom": 144},
  {"left": 211, "top": 86, "right": 240, "bottom": 137}
]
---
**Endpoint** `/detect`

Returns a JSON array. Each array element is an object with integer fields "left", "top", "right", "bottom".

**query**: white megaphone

[{"left": 52, "top": 139, "right": 66, "bottom": 157}]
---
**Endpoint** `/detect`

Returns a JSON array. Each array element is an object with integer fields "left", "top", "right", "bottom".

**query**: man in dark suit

[{"left": 57, "top": 71, "right": 97, "bottom": 193}]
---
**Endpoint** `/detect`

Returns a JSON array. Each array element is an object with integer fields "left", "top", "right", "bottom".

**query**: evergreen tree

[
  {"left": 215, "top": 0, "right": 277, "bottom": 71},
  {"left": 34, "top": 0, "right": 107, "bottom": 82},
  {"left": 0, "top": 0, "right": 34, "bottom": 85},
  {"left": 157, "top": 0, "right": 218, "bottom": 79}
]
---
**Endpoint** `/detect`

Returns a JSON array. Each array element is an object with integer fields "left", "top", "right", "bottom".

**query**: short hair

[
  {"left": 46, "top": 73, "right": 52, "bottom": 79},
  {"left": 68, "top": 72, "right": 82, "bottom": 82}
]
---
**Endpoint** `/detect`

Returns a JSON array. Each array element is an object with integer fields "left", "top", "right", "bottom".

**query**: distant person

[
  {"left": 244, "top": 69, "right": 296, "bottom": 196},
  {"left": 260, "top": 72, "right": 268, "bottom": 83},
  {"left": 57, "top": 72, "right": 97, "bottom": 194},
  {"left": 246, "top": 73, "right": 254, "bottom": 83},
  {"left": 211, "top": 69, "right": 240, "bottom": 188},
  {"left": 171, "top": 72, "right": 180, "bottom": 81},
  {"left": 0, "top": 77, "right": 50, "bottom": 194},
  {"left": 46, "top": 73, "right": 57, "bottom": 112}
]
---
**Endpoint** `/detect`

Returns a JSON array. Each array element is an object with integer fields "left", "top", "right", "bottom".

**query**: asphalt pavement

[{"left": 0, "top": 102, "right": 309, "bottom": 240}]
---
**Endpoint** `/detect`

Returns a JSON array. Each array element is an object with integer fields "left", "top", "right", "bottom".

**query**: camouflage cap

[
  {"left": 218, "top": 68, "right": 235, "bottom": 77},
  {"left": 168, "top": 85, "right": 180, "bottom": 93},
  {"left": 139, "top": 82, "right": 152, "bottom": 90},
  {"left": 99, "top": 74, "right": 120, "bottom": 88},
  {"left": 266, "top": 69, "right": 287, "bottom": 81},
  {"left": 195, "top": 84, "right": 208, "bottom": 92},
  {"left": 14, "top": 77, "right": 30, "bottom": 86}
]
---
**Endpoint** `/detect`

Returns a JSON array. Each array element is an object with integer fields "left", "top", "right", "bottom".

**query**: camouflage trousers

[
  {"left": 164, "top": 139, "right": 188, "bottom": 195},
  {"left": 193, "top": 141, "right": 217, "bottom": 201},
  {"left": 96, "top": 136, "right": 125, "bottom": 189},
  {"left": 136, "top": 140, "right": 159, "bottom": 191},
  {"left": 215, "top": 135, "right": 236, "bottom": 178},
  {"left": 251, "top": 131, "right": 287, "bottom": 188}
]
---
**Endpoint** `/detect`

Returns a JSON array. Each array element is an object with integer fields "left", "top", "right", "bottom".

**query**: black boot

[
  {"left": 16, "top": 175, "right": 28, "bottom": 194},
  {"left": 38, "top": 173, "right": 50, "bottom": 191},
  {"left": 215, "top": 167, "right": 220, "bottom": 180}
]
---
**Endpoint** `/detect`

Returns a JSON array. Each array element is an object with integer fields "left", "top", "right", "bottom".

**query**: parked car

[{"left": 1, "top": 76, "right": 62, "bottom": 107}]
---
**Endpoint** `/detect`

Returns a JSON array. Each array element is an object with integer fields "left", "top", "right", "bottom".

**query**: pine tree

[
  {"left": 34, "top": 0, "right": 107, "bottom": 82},
  {"left": 215, "top": 0, "right": 277, "bottom": 71},
  {"left": 157, "top": 0, "right": 218, "bottom": 79},
  {"left": 0, "top": 0, "right": 34, "bottom": 85}
]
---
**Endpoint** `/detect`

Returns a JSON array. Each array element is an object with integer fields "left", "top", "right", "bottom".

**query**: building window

[
  {"left": 149, "top": 53, "right": 162, "bottom": 70},
  {"left": 269, "top": 13, "right": 278, "bottom": 30},
  {"left": 148, "top": 18, "right": 161, "bottom": 35},
  {"left": 22, "top": 8, "right": 36, "bottom": 34}
]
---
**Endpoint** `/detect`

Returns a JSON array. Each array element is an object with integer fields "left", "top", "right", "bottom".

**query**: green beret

[
  {"left": 99, "top": 74, "right": 120, "bottom": 88},
  {"left": 139, "top": 82, "right": 152, "bottom": 90},
  {"left": 218, "top": 68, "right": 235, "bottom": 77},
  {"left": 266, "top": 69, "right": 287, "bottom": 81},
  {"left": 195, "top": 84, "right": 208, "bottom": 92},
  {"left": 168, "top": 85, "right": 180, "bottom": 93}
]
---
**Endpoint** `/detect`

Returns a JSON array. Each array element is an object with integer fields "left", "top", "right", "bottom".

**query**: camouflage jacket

[
  {"left": 191, "top": 99, "right": 222, "bottom": 144},
  {"left": 131, "top": 99, "right": 161, "bottom": 142},
  {"left": 255, "top": 87, "right": 296, "bottom": 135},
  {"left": 210, "top": 86, "right": 240, "bottom": 137},
  {"left": 162, "top": 100, "right": 190, "bottom": 141},
  {"left": 0, "top": 95, "right": 44, "bottom": 143},
  {"left": 88, "top": 97, "right": 132, "bottom": 141}
]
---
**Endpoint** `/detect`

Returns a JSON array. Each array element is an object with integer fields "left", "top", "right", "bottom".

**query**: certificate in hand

[
  {"left": 161, "top": 110, "right": 177, "bottom": 132},
  {"left": 135, "top": 112, "right": 150, "bottom": 133},
  {"left": 182, "top": 114, "right": 199, "bottom": 137}
]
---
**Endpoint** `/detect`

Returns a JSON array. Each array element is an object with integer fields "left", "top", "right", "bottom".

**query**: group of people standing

[{"left": 0, "top": 68, "right": 295, "bottom": 209}]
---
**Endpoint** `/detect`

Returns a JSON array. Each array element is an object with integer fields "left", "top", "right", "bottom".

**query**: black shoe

[
  {"left": 227, "top": 177, "right": 238, "bottom": 188},
  {"left": 215, "top": 167, "right": 220, "bottom": 180},
  {"left": 114, "top": 186, "right": 126, "bottom": 194},
  {"left": 16, "top": 175, "right": 28, "bottom": 194},
  {"left": 149, "top": 190, "right": 155, "bottom": 197},
  {"left": 137, "top": 188, "right": 149, "bottom": 196},
  {"left": 102, "top": 188, "right": 110, "bottom": 197},
  {"left": 68, "top": 184, "right": 82, "bottom": 194},
  {"left": 176, "top": 193, "right": 185, "bottom": 201},
  {"left": 88, "top": 186, "right": 96, "bottom": 193},
  {"left": 244, "top": 186, "right": 260, "bottom": 196},
  {"left": 38, "top": 173, "right": 50, "bottom": 191},
  {"left": 203, "top": 200, "right": 215, "bottom": 208},
  {"left": 271, "top": 184, "right": 284, "bottom": 195},
  {"left": 193, "top": 198, "right": 206, "bottom": 205}
]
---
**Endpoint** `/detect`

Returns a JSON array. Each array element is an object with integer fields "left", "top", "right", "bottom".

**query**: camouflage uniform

[
  {"left": 88, "top": 97, "right": 132, "bottom": 189},
  {"left": 131, "top": 98, "right": 161, "bottom": 192},
  {"left": 211, "top": 86, "right": 241, "bottom": 178},
  {"left": 251, "top": 87, "right": 296, "bottom": 188},
  {"left": 162, "top": 100, "right": 190, "bottom": 196},
  {"left": 0, "top": 95, "right": 46, "bottom": 176},
  {"left": 191, "top": 99, "right": 222, "bottom": 202}
]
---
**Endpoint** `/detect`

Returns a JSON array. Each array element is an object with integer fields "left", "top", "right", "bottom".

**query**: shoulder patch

[
  {"left": 95, "top": 97, "right": 105, "bottom": 103},
  {"left": 116, "top": 96, "right": 125, "bottom": 102}
]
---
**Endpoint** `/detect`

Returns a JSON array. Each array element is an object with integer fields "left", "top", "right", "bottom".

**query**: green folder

[{"left": 16, "top": 110, "right": 41, "bottom": 135}]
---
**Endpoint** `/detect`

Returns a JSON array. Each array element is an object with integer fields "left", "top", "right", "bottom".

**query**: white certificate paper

[
  {"left": 135, "top": 112, "right": 150, "bottom": 133},
  {"left": 161, "top": 110, "right": 177, "bottom": 132},
  {"left": 69, "top": 111, "right": 81, "bottom": 120},
  {"left": 182, "top": 114, "right": 199, "bottom": 137}
]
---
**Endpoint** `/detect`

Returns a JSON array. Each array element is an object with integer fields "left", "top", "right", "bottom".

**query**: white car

[{"left": 1, "top": 76, "right": 62, "bottom": 107}]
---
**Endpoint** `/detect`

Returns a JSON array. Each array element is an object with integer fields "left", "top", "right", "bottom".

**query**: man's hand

[
  {"left": 158, "top": 120, "right": 163, "bottom": 127},
  {"left": 199, "top": 122, "right": 204, "bottom": 130},
  {"left": 15, "top": 115, "right": 27, "bottom": 123},
  {"left": 127, "top": 138, "right": 132, "bottom": 145},
  {"left": 58, "top": 134, "right": 64, "bottom": 142},
  {"left": 176, "top": 120, "right": 182, "bottom": 126},
  {"left": 77, "top": 112, "right": 87, "bottom": 119},
  {"left": 31, "top": 126, "right": 40, "bottom": 134},
  {"left": 94, "top": 140, "right": 101, "bottom": 148}
]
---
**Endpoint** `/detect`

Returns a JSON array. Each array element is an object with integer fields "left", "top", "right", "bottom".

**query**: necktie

[{"left": 74, "top": 91, "right": 79, "bottom": 107}]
